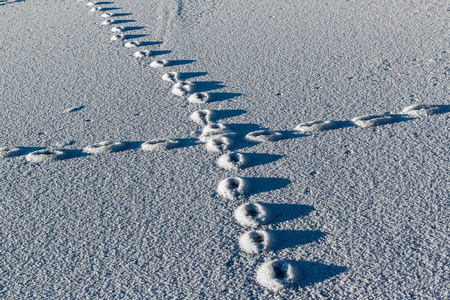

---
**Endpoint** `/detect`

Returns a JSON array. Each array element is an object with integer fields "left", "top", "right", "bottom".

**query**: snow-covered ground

[{"left": 1, "top": 0, "right": 449, "bottom": 298}]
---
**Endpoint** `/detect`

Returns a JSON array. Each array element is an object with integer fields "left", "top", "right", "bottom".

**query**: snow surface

[{"left": 1, "top": 0, "right": 449, "bottom": 298}]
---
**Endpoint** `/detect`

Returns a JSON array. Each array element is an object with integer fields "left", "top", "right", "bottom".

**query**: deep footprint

[
  {"left": 256, "top": 260, "right": 296, "bottom": 292},
  {"left": 83, "top": 141, "right": 126, "bottom": 154},
  {"left": 217, "top": 177, "right": 248, "bottom": 200},
  {"left": 245, "top": 130, "right": 283, "bottom": 142},
  {"left": 141, "top": 139, "right": 179, "bottom": 152},
  {"left": 239, "top": 230, "right": 271, "bottom": 254},
  {"left": 234, "top": 202, "right": 269, "bottom": 228},
  {"left": 216, "top": 152, "right": 246, "bottom": 171}
]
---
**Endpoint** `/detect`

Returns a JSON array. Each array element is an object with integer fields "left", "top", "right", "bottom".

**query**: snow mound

[
  {"left": 199, "top": 123, "right": 233, "bottom": 142},
  {"left": 25, "top": 149, "right": 65, "bottom": 163},
  {"left": 0, "top": 146, "right": 21, "bottom": 158},
  {"left": 189, "top": 109, "right": 215, "bottom": 126},
  {"left": 162, "top": 72, "right": 179, "bottom": 83},
  {"left": 401, "top": 104, "right": 441, "bottom": 117},
  {"left": 83, "top": 141, "right": 126, "bottom": 154},
  {"left": 239, "top": 230, "right": 271, "bottom": 254},
  {"left": 294, "top": 120, "right": 337, "bottom": 133},
  {"left": 352, "top": 114, "right": 395, "bottom": 128},
  {"left": 245, "top": 130, "right": 283, "bottom": 142},
  {"left": 133, "top": 50, "right": 150, "bottom": 58},
  {"left": 171, "top": 81, "right": 193, "bottom": 96},
  {"left": 187, "top": 92, "right": 209, "bottom": 104},
  {"left": 90, "top": 6, "right": 103, "bottom": 12},
  {"left": 86, "top": 1, "right": 96, "bottom": 6},
  {"left": 233, "top": 202, "right": 269, "bottom": 228},
  {"left": 124, "top": 41, "right": 140, "bottom": 48},
  {"left": 206, "top": 136, "right": 232, "bottom": 153},
  {"left": 100, "top": 13, "right": 113, "bottom": 18},
  {"left": 150, "top": 59, "right": 169, "bottom": 68},
  {"left": 217, "top": 177, "right": 249, "bottom": 200},
  {"left": 110, "top": 34, "right": 124, "bottom": 41},
  {"left": 216, "top": 152, "right": 246, "bottom": 171},
  {"left": 256, "top": 260, "right": 296, "bottom": 292},
  {"left": 141, "top": 139, "right": 179, "bottom": 152}
]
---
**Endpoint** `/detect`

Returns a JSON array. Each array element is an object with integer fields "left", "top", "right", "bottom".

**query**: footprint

[
  {"left": 217, "top": 177, "right": 249, "bottom": 200},
  {"left": 233, "top": 202, "right": 269, "bottom": 228},
  {"left": 90, "top": 6, "right": 103, "bottom": 12},
  {"left": 110, "top": 34, "right": 124, "bottom": 41},
  {"left": 199, "top": 123, "right": 234, "bottom": 142},
  {"left": 124, "top": 41, "right": 140, "bottom": 48},
  {"left": 216, "top": 152, "right": 246, "bottom": 171},
  {"left": 25, "top": 149, "right": 65, "bottom": 163},
  {"left": 86, "top": 1, "right": 96, "bottom": 6},
  {"left": 245, "top": 130, "right": 283, "bottom": 142},
  {"left": 239, "top": 230, "right": 271, "bottom": 254},
  {"left": 171, "top": 81, "right": 193, "bottom": 96},
  {"left": 82, "top": 141, "right": 126, "bottom": 154},
  {"left": 401, "top": 104, "right": 441, "bottom": 117},
  {"left": 294, "top": 120, "right": 337, "bottom": 133},
  {"left": 351, "top": 114, "right": 395, "bottom": 128},
  {"left": 101, "top": 19, "right": 115, "bottom": 26},
  {"left": 111, "top": 26, "right": 124, "bottom": 33},
  {"left": 189, "top": 109, "right": 215, "bottom": 126},
  {"left": 206, "top": 136, "right": 232, "bottom": 153},
  {"left": 187, "top": 92, "right": 209, "bottom": 104},
  {"left": 0, "top": 146, "right": 21, "bottom": 158},
  {"left": 141, "top": 139, "right": 179, "bottom": 152},
  {"left": 162, "top": 72, "right": 179, "bottom": 83},
  {"left": 63, "top": 106, "right": 84, "bottom": 113},
  {"left": 133, "top": 50, "right": 150, "bottom": 58},
  {"left": 101, "top": 12, "right": 113, "bottom": 18},
  {"left": 256, "top": 260, "right": 296, "bottom": 292},
  {"left": 150, "top": 59, "right": 169, "bottom": 68}
]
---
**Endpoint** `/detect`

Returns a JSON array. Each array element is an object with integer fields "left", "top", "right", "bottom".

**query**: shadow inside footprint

[
  {"left": 243, "top": 153, "right": 283, "bottom": 169},
  {"left": 268, "top": 230, "right": 326, "bottom": 251},
  {"left": 178, "top": 72, "right": 208, "bottom": 80},
  {"left": 208, "top": 92, "right": 243, "bottom": 102},
  {"left": 247, "top": 177, "right": 291, "bottom": 195},
  {"left": 289, "top": 260, "right": 347, "bottom": 288},
  {"left": 262, "top": 203, "right": 314, "bottom": 224}
]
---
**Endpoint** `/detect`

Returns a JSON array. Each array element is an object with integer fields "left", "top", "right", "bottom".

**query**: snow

[
  {"left": 217, "top": 177, "right": 249, "bottom": 200},
  {"left": 1, "top": 0, "right": 449, "bottom": 298},
  {"left": 238, "top": 230, "right": 271, "bottom": 254},
  {"left": 234, "top": 202, "right": 270, "bottom": 228}
]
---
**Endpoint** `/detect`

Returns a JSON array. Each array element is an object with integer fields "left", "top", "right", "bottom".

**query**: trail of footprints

[{"left": 1, "top": 0, "right": 447, "bottom": 293}]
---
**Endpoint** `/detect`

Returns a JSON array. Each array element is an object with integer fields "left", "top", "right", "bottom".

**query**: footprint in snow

[
  {"left": 216, "top": 152, "right": 246, "bottom": 171},
  {"left": 90, "top": 6, "right": 103, "bottom": 12},
  {"left": 110, "top": 34, "right": 124, "bottom": 41},
  {"left": 85, "top": 1, "right": 96, "bottom": 6},
  {"left": 189, "top": 109, "right": 215, "bottom": 126},
  {"left": 133, "top": 50, "right": 150, "bottom": 58},
  {"left": 234, "top": 202, "right": 269, "bottom": 228},
  {"left": 401, "top": 104, "right": 441, "bottom": 117},
  {"left": 245, "top": 130, "right": 283, "bottom": 142},
  {"left": 256, "top": 260, "right": 296, "bottom": 292},
  {"left": 150, "top": 59, "right": 169, "bottom": 68},
  {"left": 171, "top": 81, "right": 193, "bottom": 96},
  {"left": 199, "top": 123, "right": 234, "bottom": 142},
  {"left": 111, "top": 26, "right": 124, "bottom": 33},
  {"left": 124, "top": 41, "right": 140, "bottom": 48},
  {"left": 206, "top": 135, "right": 232, "bottom": 153},
  {"left": 239, "top": 230, "right": 271, "bottom": 254},
  {"left": 294, "top": 120, "right": 337, "bottom": 133},
  {"left": 25, "top": 149, "right": 65, "bottom": 163},
  {"left": 101, "top": 19, "right": 115, "bottom": 26},
  {"left": 101, "top": 12, "right": 114, "bottom": 18},
  {"left": 141, "top": 139, "right": 179, "bottom": 152},
  {"left": 217, "top": 177, "right": 249, "bottom": 200},
  {"left": 187, "top": 92, "right": 209, "bottom": 104},
  {"left": 0, "top": 146, "right": 21, "bottom": 158},
  {"left": 83, "top": 141, "right": 126, "bottom": 154},
  {"left": 351, "top": 114, "right": 395, "bottom": 128},
  {"left": 162, "top": 72, "right": 179, "bottom": 83}
]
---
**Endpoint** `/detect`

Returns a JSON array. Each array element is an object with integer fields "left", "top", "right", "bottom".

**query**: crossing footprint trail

[{"left": 1, "top": 0, "right": 449, "bottom": 296}]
